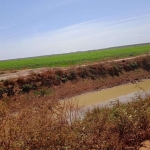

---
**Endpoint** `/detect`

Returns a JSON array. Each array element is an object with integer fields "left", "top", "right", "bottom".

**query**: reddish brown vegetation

[{"left": 0, "top": 92, "right": 150, "bottom": 149}]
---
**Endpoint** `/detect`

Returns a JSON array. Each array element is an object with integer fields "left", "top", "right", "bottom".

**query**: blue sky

[{"left": 0, "top": 0, "right": 150, "bottom": 60}]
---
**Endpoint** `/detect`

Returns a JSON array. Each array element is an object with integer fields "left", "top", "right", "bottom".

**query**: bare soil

[
  {"left": 139, "top": 140, "right": 150, "bottom": 150},
  {"left": 0, "top": 55, "right": 150, "bottom": 111}
]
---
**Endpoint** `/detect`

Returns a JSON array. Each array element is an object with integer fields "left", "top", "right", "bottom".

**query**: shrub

[
  {"left": 21, "top": 84, "right": 32, "bottom": 93},
  {"left": 34, "top": 89, "right": 51, "bottom": 96},
  {"left": 142, "top": 56, "right": 150, "bottom": 71},
  {"left": 0, "top": 88, "right": 4, "bottom": 98},
  {"left": 67, "top": 69, "right": 77, "bottom": 80},
  {"left": 130, "top": 61, "right": 139, "bottom": 69},
  {"left": 77, "top": 67, "right": 88, "bottom": 78},
  {"left": 0, "top": 93, "right": 150, "bottom": 149}
]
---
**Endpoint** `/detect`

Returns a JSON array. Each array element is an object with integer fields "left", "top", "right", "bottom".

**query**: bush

[
  {"left": 0, "top": 94, "right": 150, "bottom": 149},
  {"left": 21, "top": 84, "right": 32, "bottom": 93},
  {"left": 0, "top": 88, "right": 4, "bottom": 97},
  {"left": 142, "top": 56, "right": 150, "bottom": 71},
  {"left": 67, "top": 69, "right": 77, "bottom": 80}
]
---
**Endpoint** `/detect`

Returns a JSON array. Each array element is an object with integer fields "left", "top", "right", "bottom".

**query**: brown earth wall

[{"left": 0, "top": 55, "right": 150, "bottom": 104}]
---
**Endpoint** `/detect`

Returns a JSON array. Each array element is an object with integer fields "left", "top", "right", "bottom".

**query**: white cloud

[{"left": 1, "top": 14, "right": 150, "bottom": 60}]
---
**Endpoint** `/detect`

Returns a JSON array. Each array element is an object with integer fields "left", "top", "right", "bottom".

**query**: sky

[{"left": 0, "top": 0, "right": 150, "bottom": 60}]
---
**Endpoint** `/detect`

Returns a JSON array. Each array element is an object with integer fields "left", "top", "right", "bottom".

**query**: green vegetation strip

[{"left": 0, "top": 44, "right": 150, "bottom": 70}]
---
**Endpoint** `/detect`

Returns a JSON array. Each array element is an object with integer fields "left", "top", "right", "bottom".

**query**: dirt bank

[{"left": 0, "top": 55, "right": 149, "bottom": 112}]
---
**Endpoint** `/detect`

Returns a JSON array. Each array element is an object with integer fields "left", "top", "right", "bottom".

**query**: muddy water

[{"left": 64, "top": 79, "right": 150, "bottom": 108}]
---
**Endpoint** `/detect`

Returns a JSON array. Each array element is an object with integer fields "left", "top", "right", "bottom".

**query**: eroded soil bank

[{"left": 0, "top": 55, "right": 150, "bottom": 112}]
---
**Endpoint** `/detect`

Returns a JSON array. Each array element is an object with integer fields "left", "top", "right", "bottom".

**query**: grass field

[{"left": 0, "top": 43, "right": 150, "bottom": 70}]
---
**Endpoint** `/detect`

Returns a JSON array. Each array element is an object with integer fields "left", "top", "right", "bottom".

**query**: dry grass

[{"left": 0, "top": 93, "right": 150, "bottom": 149}]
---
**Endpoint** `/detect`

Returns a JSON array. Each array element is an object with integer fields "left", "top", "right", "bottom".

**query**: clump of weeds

[
  {"left": 34, "top": 89, "right": 53, "bottom": 97},
  {"left": 0, "top": 92, "right": 150, "bottom": 149}
]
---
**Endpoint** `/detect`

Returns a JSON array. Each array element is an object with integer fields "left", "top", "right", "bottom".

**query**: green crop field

[{"left": 0, "top": 43, "right": 150, "bottom": 71}]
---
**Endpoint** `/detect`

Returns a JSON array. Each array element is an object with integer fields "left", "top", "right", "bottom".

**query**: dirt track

[
  {"left": 0, "top": 67, "right": 51, "bottom": 81},
  {"left": 0, "top": 54, "right": 148, "bottom": 81}
]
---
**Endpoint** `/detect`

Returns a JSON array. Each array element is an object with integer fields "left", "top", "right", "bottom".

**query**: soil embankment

[{"left": 0, "top": 54, "right": 150, "bottom": 111}]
